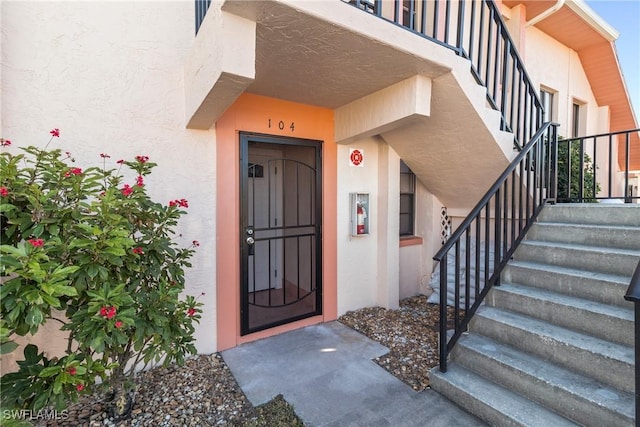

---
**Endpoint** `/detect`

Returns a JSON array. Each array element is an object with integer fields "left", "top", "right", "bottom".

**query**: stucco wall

[
  {"left": 1, "top": 1, "right": 218, "bottom": 369},
  {"left": 337, "top": 138, "right": 383, "bottom": 314},
  {"left": 337, "top": 135, "right": 450, "bottom": 309},
  {"left": 522, "top": 24, "right": 628, "bottom": 197},
  {"left": 525, "top": 26, "right": 600, "bottom": 135}
]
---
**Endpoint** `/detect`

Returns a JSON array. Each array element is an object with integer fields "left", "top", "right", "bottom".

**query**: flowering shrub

[{"left": 0, "top": 131, "right": 203, "bottom": 415}]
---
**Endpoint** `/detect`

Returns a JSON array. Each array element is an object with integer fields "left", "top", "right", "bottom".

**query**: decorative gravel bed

[
  {"left": 43, "top": 354, "right": 259, "bottom": 427},
  {"left": 338, "top": 295, "right": 458, "bottom": 392},
  {"left": 40, "top": 295, "right": 448, "bottom": 426}
]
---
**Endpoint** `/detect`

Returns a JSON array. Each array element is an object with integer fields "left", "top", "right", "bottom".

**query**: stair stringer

[{"left": 379, "top": 56, "right": 518, "bottom": 209}]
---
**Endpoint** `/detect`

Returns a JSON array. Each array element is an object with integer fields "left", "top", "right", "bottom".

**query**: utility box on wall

[{"left": 350, "top": 193, "right": 370, "bottom": 236}]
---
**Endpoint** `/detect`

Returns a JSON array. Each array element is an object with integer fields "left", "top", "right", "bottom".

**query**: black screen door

[{"left": 240, "top": 133, "right": 322, "bottom": 335}]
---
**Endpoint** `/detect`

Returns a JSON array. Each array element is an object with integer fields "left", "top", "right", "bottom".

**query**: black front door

[{"left": 239, "top": 133, "right": 322, "bottom": 335}]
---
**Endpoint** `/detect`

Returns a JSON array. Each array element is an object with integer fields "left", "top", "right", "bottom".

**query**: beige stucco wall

[
  {"left": 1, "top": 1, "right": 217, "bottom": 371},
  {"left": 337, "top": 137, "right": 382, "bottom": 314},
  {"left": 523, "top": 25, "right": 627, "bottom": 198},
  {"left": 524, "top": 26, "right": 602, "bottom": 136},
  {"left": 183, "top": 3, "right": 256, "bottom": 129},
  {"left": 336, "top": 135, "right": 448, "bottom": 310}
]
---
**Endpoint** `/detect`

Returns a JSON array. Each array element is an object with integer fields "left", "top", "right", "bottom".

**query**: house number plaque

[{"left": 268, "top": 119, "right": 295, "bottom": 132}]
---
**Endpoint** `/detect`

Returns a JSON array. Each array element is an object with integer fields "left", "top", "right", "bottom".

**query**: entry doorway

[{"left": 239, "top": 133, "right": 322, "bottom": 335}]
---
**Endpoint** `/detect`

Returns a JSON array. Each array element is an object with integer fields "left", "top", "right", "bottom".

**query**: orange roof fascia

[{"left": 502, "top": 0, "right": 639, "bottom": 169}]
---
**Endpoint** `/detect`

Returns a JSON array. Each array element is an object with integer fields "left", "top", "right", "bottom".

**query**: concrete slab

[{"left": 222, "top": 321, "right": 487, "bottom": 427}]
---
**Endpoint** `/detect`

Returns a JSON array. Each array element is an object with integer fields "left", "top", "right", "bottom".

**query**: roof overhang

[
  {"left": 502, "top": 0, "right": 638, "bottom": 169},
  {"left": 501, "top": 0, "right": 635, "bottom": 129}
]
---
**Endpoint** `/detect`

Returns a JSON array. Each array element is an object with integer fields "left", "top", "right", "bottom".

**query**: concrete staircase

[{"left": 430, "top": 204, "right": 640, "bottom": 426}]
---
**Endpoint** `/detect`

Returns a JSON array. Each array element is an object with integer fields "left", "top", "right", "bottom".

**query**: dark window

[
  {"left": 572, "top": 102, "right": 580, "bottom": 137},
  {"left": 400, "top": 160, "right": 416, "bottom": 236}
]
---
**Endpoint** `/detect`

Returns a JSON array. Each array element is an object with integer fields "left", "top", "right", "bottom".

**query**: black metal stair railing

[
  {"left": 346, "top": 0, "right": 543, "bottom": 150},
  {"left": 432, "top": 122, "right": 558, "bottom": 372}
]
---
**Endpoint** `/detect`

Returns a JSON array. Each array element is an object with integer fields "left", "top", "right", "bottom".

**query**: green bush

[
  {"left": 0, "top": 130, "right": 202, "bottom": 416},
  {"left": 556, "top": 138, "right": 600, "bottom": 202}
]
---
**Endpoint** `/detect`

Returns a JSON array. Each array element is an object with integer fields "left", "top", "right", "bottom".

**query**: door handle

[{"left": 246, "top": 237, "right": 255, "bottom": 245}]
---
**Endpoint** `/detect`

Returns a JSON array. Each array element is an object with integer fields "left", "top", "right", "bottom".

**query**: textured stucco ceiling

[
  {"left": 224, "top": 0, "right": 452, "bottom": 108},
  {"left": 221, "top": 0, "right": 516, "bottom": 207}
]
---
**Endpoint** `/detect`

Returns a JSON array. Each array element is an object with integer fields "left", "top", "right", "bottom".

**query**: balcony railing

[
  {"left": 345, "top": 0, "right": 544, "bottom": 150},
  {"left": 195, "top": 0, "right": 211, "bottom": 34}
]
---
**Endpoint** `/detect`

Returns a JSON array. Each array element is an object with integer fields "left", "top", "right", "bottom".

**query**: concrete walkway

[{"left": 222, "top": 321, "right": 487, "bottom": 426}]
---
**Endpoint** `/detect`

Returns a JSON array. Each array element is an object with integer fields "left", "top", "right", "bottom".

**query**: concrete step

[
  {"left": 503, "top": 261, "right": 632, "bottom": 308},
  {"left": 513, "top": 240, "right": 640, "bottom": 277},
  {"left": 538, "top": 204, "right": 640, "bottom": 227},
  {"left": 488, "top": 283, "right": 634, "bottom": 346},
  {"left": 527, "top": 222, "right": 640, "bottom": 250},
  {"left": 471, "top": 306, "right": 635, "bottom": 393},
  {"left": 453, "top": 334, "right": 634, "bottom": 427},
  {"left": 429, "top": 364, "right": 579, "bottom": 427}
]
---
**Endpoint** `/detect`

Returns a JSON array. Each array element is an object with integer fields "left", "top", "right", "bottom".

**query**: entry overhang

[{"left": 184, "top": 8, "right": 256, "bottom": 129}]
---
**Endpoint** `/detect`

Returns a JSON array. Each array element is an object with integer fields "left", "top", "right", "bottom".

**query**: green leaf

[
  {"left": 86, "top": 264, "right": 99, "bottom": 279},
  {"left": 52, "top": 285, "right": 78, "bottom": 297},
  {"left": 103, "top": 247, "right": 126, "bottom": 256},
  {"left": 98, "top": 265, "right": 110, "bottom": 279},
  {"left": 0, "top": 203, "right": 17, "bottom": 212},
  {"left": 40, "top": 293, "right": 61, "bottom": 307},
  {"left": 32, "top": 223, "right": 44, "bottom": 238},
  {"left": 23, "top": 344, "right": 39, "bottom": 364},
  {"left": 39, "top": 366, "right": 61, "bottom": 378},
  {"left": 52, "top": 265, "right": 80, "bottom": 277},
  {"left": 7, "top": 305, "right": 24, "bottom": 324},
  {"left": 90, "top": 334, "right": 104, "bottom": 353},
  {"left": 23, "top": 290, "right": 43, "bottom": 304},
  {"left": 0, "top": 340, "right": 19, "bottom": 354},
  {"left": 69, "top": 238, "right": 95, "bottom": 249},
  {"left": 53, "top": 375, "right": 63, "bottom": 395},
  {"left": 49, "top": 224, "right": 60, "bottom": 236},
  {"left": 0, "top": 255, "right": 21, "bottom": 268},
  {"left": 33, "top": 391, "right": 50, "bottom": 411},
  {"left": 25, "top": 306, "right": 44, "bottom": 326},
  {"left": 0, "top": 245, "right": 26, "bottom": 258}
]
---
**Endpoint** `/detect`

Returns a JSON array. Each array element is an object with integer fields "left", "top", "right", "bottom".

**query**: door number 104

[{"left": 268, "top": 119, "right": 295, "bottom": 132}]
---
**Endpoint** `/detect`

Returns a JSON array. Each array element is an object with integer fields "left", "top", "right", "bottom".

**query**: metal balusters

[{"left": 195, "top": 0, "right": 211, "bottom": 34}]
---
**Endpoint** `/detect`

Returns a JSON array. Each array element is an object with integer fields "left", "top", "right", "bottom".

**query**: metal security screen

[{"left": 240, "top": 133, "right": 322, "bottom": 335}]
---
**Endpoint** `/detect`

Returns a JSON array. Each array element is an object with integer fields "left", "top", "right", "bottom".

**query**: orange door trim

[{"left": 215, "top": 93, "right": 337, "bottom": 350}]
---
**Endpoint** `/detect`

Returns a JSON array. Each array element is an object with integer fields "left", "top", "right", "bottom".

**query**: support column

[{"left": 376, "top": 141, "right": 400, "bottom": 309}]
